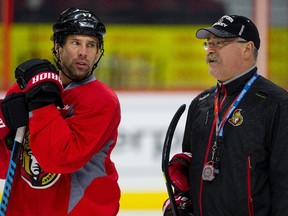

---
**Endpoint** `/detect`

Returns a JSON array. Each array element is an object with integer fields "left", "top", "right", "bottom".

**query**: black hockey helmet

[{"left": 53, "top": 7, "right": 106, "bottom": 49}]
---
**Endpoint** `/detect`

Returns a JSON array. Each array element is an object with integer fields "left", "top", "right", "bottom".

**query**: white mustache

[{"left": 206, "top": 53, "right": 219, "bottom": 64}]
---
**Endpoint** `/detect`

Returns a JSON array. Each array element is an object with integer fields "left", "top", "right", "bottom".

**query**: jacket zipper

[
  {"left": 199, "top": 85, "right": 227, "bottom": 216},
  {"left": 247, "top": 156, "right": 254, "bottom": 216},
  {"left": 199, "top": 118, "right": 216, "bottom": 216}
]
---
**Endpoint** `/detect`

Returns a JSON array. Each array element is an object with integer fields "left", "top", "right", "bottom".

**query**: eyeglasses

[{"left": 203, "top": 39, "right": 248, "bottom": 50}]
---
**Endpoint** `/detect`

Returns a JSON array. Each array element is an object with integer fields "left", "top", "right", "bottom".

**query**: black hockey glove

[
  {"left": 1, "top": 92, "right": 29, "bottom": 130},
  {"left": 15, "top": 58, "right": 64, "bottom": 111}
]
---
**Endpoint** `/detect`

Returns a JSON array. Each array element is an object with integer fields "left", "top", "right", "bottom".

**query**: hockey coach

[{"left": 163, "top": 15, "right": 288, "bottom": 216}]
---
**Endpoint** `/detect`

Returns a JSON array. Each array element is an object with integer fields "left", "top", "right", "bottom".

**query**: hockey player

[{"left": 0, "top": 7, "right": 121, "bottom": 216}]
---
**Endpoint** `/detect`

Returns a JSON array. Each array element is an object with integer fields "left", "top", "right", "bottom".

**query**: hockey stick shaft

[
  {"left": 0, "top": 126, "right": 26, "bottom": 216},
  {"left": 162, "top": 104, "right": 186, "bottom": 216}
]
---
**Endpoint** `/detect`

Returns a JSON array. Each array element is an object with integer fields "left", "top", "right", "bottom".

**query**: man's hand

[
  {"left": 169, "top": 152, "right": 192, "bottom": 193},
  {"left": 162, "top": 194, "right": 193, "bottom": 216},
  {"left": 15, "top": 58, "right": 64, "bottom": 110},
  {"left": 1, "top": 92, "right": 29, "bottom": 130}
]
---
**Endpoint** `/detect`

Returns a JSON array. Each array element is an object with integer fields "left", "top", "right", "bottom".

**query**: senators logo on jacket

[{"left": 228, "top": 109, "right": 243, "bottom": 126}]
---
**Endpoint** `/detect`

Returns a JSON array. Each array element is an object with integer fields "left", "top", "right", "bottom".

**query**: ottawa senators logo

[
  {"left": 21, "top": 132, "right": 60, "bottom": 189},
  {"left": 228, "top": 109, "right": 243, "bottom": 126}
]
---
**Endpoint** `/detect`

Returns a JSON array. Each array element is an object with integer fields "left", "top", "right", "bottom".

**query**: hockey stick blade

[
  {"left": 0, "top": 126, "right": 26, "bottom": 216},
  {"left": 162, "top": 104, "right": 186, "bottom": 216}
]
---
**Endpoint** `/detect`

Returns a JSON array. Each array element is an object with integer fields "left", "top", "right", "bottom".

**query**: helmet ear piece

[{"left": 53, "top": 32, "right": 68, "bottom": 46}]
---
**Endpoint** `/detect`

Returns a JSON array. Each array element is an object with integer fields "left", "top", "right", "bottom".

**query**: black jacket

[{"left": 182, "top": 67, "right": 288, "bottom": 216}]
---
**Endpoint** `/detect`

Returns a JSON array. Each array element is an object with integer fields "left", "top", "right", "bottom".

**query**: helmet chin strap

[
  {"left": 91, "top": 48, "right": 104, "bottom": 72},
  {"left": 52, "top": 47, "right": 104, "bottom": 83}
]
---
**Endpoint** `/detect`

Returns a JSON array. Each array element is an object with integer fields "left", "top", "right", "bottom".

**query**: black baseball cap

[{"left": 196, "top": 15, "right": 260, "bottom": 50}]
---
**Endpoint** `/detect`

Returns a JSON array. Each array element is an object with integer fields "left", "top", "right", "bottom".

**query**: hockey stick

[
  {"left": 0, "top": 126, "right": 26, "bottom": 216},
  {"left": 162, "top": 104, "right": 186, "bottom": 216}
]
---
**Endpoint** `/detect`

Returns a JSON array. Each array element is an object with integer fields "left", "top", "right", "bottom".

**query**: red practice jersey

[{"left": 0, "top": 75, "right": 121, "bottom": 216}]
